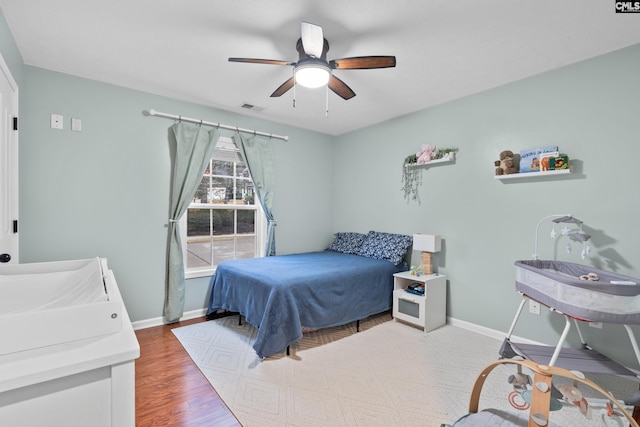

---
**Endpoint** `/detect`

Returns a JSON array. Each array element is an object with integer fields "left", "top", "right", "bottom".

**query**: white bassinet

[{"left": 515, "top": 260, "right": 640, "bottom": 325}]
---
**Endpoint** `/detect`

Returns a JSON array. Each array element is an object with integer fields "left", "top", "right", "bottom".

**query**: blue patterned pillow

[
  {"left": 326, "top": 232, "right": 367, "bottom": 255},
  {"left": 358, "top": 231, "right": 413, "bottom": 265}
]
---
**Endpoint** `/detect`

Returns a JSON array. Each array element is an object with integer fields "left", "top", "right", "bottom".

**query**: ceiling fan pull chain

[
  {"left": 293, "top": 69, "right": 296, "bottom": 108},
  {"left": 325, "top": 85, "right": 329, "bottom": 118}
]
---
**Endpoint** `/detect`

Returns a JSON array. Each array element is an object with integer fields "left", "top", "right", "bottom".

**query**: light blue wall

[
  {"left": 334, "top": 44, "right": 640, "bottom": 368},
  {"left": 0, "top": 7, "right": 22, "bottom": 87},
  {"left": 18, "top": 66, "right": 334, "bottom": 322}
]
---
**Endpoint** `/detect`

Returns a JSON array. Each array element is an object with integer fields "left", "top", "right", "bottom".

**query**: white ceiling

[{"left": 2, "top": 1, "right": 639, "bottom": 136}]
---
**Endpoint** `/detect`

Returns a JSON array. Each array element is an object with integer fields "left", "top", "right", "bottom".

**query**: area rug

[
  {"left": 172, "top": 313, "right": 499, "bottom": 426},
  {"left": 172, "top": 314, "right": 637, "bottom": 426}
]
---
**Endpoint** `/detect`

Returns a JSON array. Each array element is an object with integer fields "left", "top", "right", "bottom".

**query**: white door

[{"left": 0, "top": 53, "right": 18, "bottom": 264}]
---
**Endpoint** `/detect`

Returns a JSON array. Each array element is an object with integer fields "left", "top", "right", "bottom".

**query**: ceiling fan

[{"left": 229, "top": 22, "right": 396, "bottom": 100}]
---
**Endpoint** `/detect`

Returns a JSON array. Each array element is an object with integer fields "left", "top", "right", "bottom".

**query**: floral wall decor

[{"left": 401, "top": 145, "right": 457, "bottom": 204}]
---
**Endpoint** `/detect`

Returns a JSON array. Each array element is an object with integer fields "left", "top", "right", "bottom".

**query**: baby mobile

[
  {"left": 550, "top": 215, "right": 591, "bottom": 260},
  {"left": 533, "top": 214, "right": 592, "bottom": 261}
]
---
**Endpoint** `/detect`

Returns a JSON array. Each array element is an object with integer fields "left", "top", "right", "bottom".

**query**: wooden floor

[
  {"left": 135, "top": 317, "right": 242, "bottom": 427},
  {"left": 132, "top": 316, "right": 640, "bottom": 426}
]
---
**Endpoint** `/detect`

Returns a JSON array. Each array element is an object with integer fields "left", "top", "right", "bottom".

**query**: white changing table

[{"left": 0, "top": 260, "right": 140, "bottom": 427}]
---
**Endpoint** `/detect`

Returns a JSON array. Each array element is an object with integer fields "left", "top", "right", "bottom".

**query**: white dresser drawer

[{"left": 393, "top": 289, "right": 426, "bottom": 327}]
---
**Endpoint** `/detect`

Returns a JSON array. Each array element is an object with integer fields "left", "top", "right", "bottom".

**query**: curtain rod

[{"left": 146, "top": 109, "right": 289, "bottom": 141}]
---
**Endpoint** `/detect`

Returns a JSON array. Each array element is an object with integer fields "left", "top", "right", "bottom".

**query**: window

[{"left": 181, "top": 137, "right": 266, "bottom": 278}]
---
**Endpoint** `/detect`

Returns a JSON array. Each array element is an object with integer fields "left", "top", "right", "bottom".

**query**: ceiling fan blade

[
  {"left": 300, "top": 22, "right": 324, "bottom": 58},
  {"left": 330, "top": 56, "right": 396, "bottom": 70},
  {"left": 270, "top": 76, "right": 295, "bottom": 97},
  {"left": 328, "top": 75, "right": 356, "bottom": 100},
  {"left": 229, "top": 57, "right": 294, "bottom": 66}
]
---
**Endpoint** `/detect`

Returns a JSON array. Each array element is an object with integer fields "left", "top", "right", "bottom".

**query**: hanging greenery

[
  {"left": 401, "top": 146, "right": 457, "bottom": 204},
  {"left": 401, "top": 154, "right": 422, "bottom": 204}
]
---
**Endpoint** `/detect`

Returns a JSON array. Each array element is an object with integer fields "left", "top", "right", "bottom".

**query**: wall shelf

[
  {"left": 494, "top": 168, "right": 572, "bottom": 180},
  {"left": 405, "top": 158, "right": 454, "bottom": 169}
]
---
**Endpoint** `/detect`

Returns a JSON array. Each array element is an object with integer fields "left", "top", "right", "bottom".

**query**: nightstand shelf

[{"left": 392, "top": 271, "right": 446, "bottom": 332}]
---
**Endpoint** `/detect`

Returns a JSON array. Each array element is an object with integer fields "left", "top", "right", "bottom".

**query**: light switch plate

[{"left": 71, "top": 117, "right": 82, "bottom": 132}]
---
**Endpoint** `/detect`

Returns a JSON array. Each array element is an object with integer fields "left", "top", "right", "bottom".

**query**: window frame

[{"left": 181, "top": 137, "right": 266, "bottom": 279}]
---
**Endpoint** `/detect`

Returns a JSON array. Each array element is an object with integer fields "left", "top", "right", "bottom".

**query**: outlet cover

[
  {"left": 529, "top": 300, "right": 541, "bottom": 315},
  {"left": 51, "top": 114, "right": 63, "bottom": 130}
]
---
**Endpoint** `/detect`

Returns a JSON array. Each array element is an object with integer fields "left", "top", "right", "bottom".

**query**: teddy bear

[
  {"left": 495, "top": 150, "right": 519, "bottom": 175},
  {"left": 416, "top": 144, "right": 436, "bottom": 164}
]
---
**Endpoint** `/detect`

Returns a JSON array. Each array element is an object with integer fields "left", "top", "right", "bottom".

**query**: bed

[{"left": 206, "top": 231, "right": 412, "bottom": 358}]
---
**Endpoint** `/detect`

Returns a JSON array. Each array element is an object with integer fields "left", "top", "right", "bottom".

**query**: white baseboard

[
  {"left": 132, "top": 310, "right": 545, "bottom": 346},
  {"left": 131, "top": 308, "right": 207, "bottom": 330},
  {"left": 447, "top": 316, "right": 544, "bottom": 346}
]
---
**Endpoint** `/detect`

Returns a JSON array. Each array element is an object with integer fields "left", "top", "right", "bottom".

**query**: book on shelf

[
  {"left": 539, "top": 151, "right": 559, "bottom": 171},
  {"left": 406, "top": 283, "right": 425, "bottom": 296},
  {"left": 549, "top": 155, "right": 569, "bottom": 170},
  {"left": 519, "top": 146, "right": 558, "bottom": 173}
]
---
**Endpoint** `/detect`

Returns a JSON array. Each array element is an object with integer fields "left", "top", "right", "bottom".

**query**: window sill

[{"left": 185, "top": 268, "right": 216, "bottom": 280}]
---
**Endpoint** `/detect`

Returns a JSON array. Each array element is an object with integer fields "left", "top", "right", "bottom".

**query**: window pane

[
  {"left": 236, "top": 163, "right": 249, "bottom": 178},
  {"left": 238, "top": 209, "right": 255, "bottom": 234},
  {"left": 236, "top": 210, "right": 256, "bottom": 259},
  {"left": 213, "top": 209, "right": 233, "bottom": 235},
  {"left": 186, "top": 208, "right": 212, "bottom": 269},
  {"left": 236, "top": 234, "right": 256, "bottom": 260},
  {"left": 237, "top": 178, "right": 255, "bottom": 205},
  {"left": 187, "top": 208, "right": 210, "bottom": 236},
  {"left": 194, "top": 176, "right": 209, "bottom": 203},
  {"left": 210, "top": 177, "right": 232, "bottom": 203},
  {"left": 212, "top": 160, "right": 233, "bottom": 176}
]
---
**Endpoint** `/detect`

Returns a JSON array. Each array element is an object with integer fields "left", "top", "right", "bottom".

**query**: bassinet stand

[
  {"left": 501, "top": 295, "right": 640, "bottom": 375},
  {"left": 499, "top": 294, "right": 640, "bottom": 422}
]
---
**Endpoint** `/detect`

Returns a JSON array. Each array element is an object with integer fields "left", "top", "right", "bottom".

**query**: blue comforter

[{"left": 206, "top": 251, "right": 404, "bottom": 358}]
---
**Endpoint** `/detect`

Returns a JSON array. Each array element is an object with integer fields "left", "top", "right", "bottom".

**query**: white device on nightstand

[{"left": 392, "top": 271, "right": 446, "bottom": 332}]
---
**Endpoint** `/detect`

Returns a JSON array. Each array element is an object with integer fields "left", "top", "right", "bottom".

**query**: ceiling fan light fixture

[
  {"left": 294, "top": 62, "right": 331, "bottom": 88},
  {"left": 230, "top": 22, "right": 395, "bottom": 101}
]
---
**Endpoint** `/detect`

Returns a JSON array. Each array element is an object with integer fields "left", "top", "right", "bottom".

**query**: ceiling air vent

[{"left": 240, "top": 103, "right": 264, "bottom": 112}]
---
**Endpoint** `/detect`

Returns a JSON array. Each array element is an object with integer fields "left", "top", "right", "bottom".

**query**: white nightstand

[{"left": 392, "top": 271, "right": 446, "bottom": 332}]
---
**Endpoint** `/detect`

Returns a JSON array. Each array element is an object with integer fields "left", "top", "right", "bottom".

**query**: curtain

[
  {"left": 164, "top": 122, "right": 219, "bottom": 323},
  {"left": 235, "top": 133, "right": 277, "bottom": 256}
]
